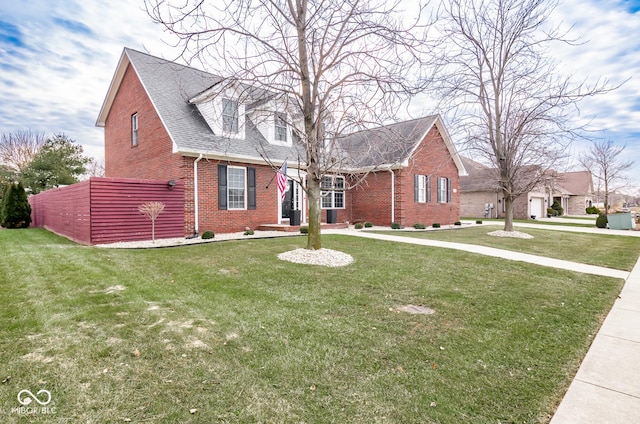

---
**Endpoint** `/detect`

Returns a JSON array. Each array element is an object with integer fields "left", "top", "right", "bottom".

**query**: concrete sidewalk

[
  {"left": 327, "top": 226, "right": 639, "bottom": 423},
  {"left": 551, "top": 257, "right": 640, "bottom": 423}
]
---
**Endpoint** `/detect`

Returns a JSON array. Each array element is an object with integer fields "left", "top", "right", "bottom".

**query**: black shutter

[
  {"left": 248, "top": 167, "right": 256, "bottom": 210},
  {"left": 414, "top": 174, "right": 419, "bottom": 202},
  {"left": 447, "top": 177, "right": 452, "bottom": 203},
  {"left": 218, "top": 164, "right": 227, "bottom": 210},
  {"left": 427, "top": 176, "right": 431, "bottom": 203}
]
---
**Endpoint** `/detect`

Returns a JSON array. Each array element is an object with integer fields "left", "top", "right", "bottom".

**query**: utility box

[{"left": 607, "top": 213, "right": 634, "bottom": 230}]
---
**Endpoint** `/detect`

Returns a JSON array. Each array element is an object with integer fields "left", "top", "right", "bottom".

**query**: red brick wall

[
  {"left": 350, "top": 125, "right": 461, "bottom": 227},
  {"left": 184, "top": 157, "right": 281, "bottom": 234},
  {"left": 104, "top": 63, "right": 182, "bottom": 182}
]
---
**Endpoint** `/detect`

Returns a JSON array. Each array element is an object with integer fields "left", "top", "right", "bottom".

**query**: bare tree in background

[
  {"left": 580, "top": 139, "right": 635, "bottom": 213},
  {"left": 430, "top": 0, "right": 612, "bottom": 232},
  {"left": 145, "top": 0, "right": 426, "bottom": 249},
  {"left": 139, "top": 201, "right": 166, "bottom": 242},
  {"left": 0, "top": 130, "right": 47, "bottom": 173}
]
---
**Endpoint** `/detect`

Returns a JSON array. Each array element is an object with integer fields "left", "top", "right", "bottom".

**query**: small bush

[
  {"left": 299, "top": 226, "right": 309, "bottom": 234},
  {"left": 454, "top": 221, "right": 462, "bottom": 226},
  {"left": 413, "top": 223, "right": 426, "bottom": 229},
  {"left": 243, "top": 229, "right": 254, "bottom": 236},
  {"left": 364, "top": 222, "right": 373, "bottom": 228},
  {"left": 551, "top": 200, "right": 564, "bottom": 216},
  {"left": 354, "top": 223, "right": 363, "bottom": 229},
  {"left": 391, "top": 222, "right": 401, "bottom": 229},
  {"left": 0, "top": 182, "right": 31, "bottom": 229},
  {"left": 476, "top": 220, "right": 483, "bottom": 224},
  {"left": 432, "top": 223, "right": 441, "bottom": 228},
  {"left": 586, "top": 206, "right": 600, "bottom": 215},
  {"left": 201, "top": 230, "right": 215, "bottom": 239},
  {"left": 595, "top": 214, "right": 607, "bottom": 229}
]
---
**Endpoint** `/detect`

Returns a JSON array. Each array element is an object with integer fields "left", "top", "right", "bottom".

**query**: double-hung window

[
  {"left": 414, "top": 174, "right": 431, "bottom": 203},
  {"left": 274, "top": 113, "right": 287, "bottom": 142},
  {"left": 227, "top": 167, "right": 246, "bottom": 209},
  {"left": 218, "top": 165, "right": 256, "bottom": 210},
  {"left": 222, "top": 98, "right": 239, "bottom": 133},
  {"left": 321, "top": 175, "right": 345, "bottom": 209},
  {"left": 131, "top": 113, "right": 138, "bottom": 146},
  {"left": 437, "top": 177, "right": 452, "bottom": 203}
]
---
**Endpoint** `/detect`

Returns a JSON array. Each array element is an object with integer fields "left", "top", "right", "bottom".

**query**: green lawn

[
  {"left": 375, "top": 226, "right": 640, "bottom": 271},
  {"left": 0, "top": 229, "right": 625, "bottom": 423},
  {"left": 465, "top": 218, "right": 596, "bottom": 228}
]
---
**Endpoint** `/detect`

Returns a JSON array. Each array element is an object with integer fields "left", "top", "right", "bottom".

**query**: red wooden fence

[{"left": 30, "top": 177, "right": 185, "bottom": 245}]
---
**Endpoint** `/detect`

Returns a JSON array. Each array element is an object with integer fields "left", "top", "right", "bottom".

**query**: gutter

[
  {"left": 389, "top": 168, "right": 395, "bottom": 223},
  {"left": 187, "top": 154, "right": 204, "bottom": 238}
]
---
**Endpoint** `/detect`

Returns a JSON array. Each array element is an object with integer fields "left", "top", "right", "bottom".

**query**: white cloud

[{"left": 0, "top": 0, "right": 638, "bottom": 181}]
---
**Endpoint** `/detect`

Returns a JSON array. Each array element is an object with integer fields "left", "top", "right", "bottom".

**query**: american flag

[{"left": 277, "top": 162, "right": 288, "bottom": 201}]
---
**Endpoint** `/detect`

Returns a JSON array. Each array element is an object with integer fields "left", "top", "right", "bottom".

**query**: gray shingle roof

[
  {"left": 119, "top": 48, "right": 303, "bottom": 162},
  {"left": 336, "top": 116, "right": 439, "bottom": 168}
]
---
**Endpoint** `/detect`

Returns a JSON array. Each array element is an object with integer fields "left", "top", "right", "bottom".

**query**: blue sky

[{"left": 0, "top": 0, "right": 638, "bottom": 188}]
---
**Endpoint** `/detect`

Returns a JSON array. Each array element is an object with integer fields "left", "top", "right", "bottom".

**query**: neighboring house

[
  {"left": 460, "top": 156, "right": 594, "bottom": 219},
  {"left": 96, "top": 48, "right": 466, "bottom": 236},
  {"left": 552, "top": 171, "right": 594, "bottom": 215}
]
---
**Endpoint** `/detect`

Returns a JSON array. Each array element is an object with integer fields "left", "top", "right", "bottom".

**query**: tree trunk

[
  {"left": 503, "top": 194, "right": 514, "bottom": 232},
  {"left": 306, "top": 176, "right": 322, "bottom": 250}
]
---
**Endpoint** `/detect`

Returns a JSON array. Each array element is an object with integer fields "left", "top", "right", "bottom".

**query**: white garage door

[{"left": 530, "top": 197, "right": 544, "bottom": 218}]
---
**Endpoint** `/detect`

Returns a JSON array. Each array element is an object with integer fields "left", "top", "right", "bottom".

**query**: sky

[{"left": 0, "top": 0, "right": 639, "bottom": 188}]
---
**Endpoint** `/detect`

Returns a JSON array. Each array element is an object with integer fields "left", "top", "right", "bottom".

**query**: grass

[
  {"left": 467, "top": 218, "right": 596, "bottom": 228},
  {"left": 0, "top": 228, "right": 626, "bottom": 423},
  {"left": 374, "top": 226, "right": 640, "bottom": 271}
]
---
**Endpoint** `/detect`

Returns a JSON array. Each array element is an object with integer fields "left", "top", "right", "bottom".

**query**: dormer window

[
  {"left": 274, "top": 113, "right": 287, "bottom": 142},
  {"left": 222, "top": 98, "right": 239, "bottom": 133}
]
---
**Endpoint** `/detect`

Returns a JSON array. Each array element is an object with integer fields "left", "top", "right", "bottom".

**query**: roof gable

[{"left": 337, "top": 115, "right": 467, "bottom": 175}]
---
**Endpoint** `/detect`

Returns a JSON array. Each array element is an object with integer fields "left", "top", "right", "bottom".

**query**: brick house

[
  {"left": 460, "top": 157, "right": 594, "bottom": 219},
  {"left": 96, "top": 48, "right": 466, "bottom": 236}
]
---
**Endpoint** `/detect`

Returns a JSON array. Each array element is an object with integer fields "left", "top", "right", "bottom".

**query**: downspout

[
  {"left": 187, "top": 154, "right": 203, "bottom": 239},
  {"left": 388, "top": 168, "right": 395, "bottom": 224}
]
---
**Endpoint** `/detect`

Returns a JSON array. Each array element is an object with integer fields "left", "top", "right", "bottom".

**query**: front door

[{"left": 280, "top": 178, "right": 305, "bottom": 223}]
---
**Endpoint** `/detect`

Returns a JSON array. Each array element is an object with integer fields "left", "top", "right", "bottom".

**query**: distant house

[
  {"left": 95, "top": 48, "right": 466, "bottom": 237},
  {"left": 552, "top": 171, "right": 594, "bottom": 215},
  {"left": 460, "top": 157, "right": 594, "bottom": 219}
]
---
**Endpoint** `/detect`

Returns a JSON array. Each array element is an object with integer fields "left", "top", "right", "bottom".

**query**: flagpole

[{"left": 265, "top": 158, "right": 288, "bottom": 189}]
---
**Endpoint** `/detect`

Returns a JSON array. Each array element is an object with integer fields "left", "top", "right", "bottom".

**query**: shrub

[
  {"left": 201, "top": 230, "right": 215, "bottom": 239},
  {"left": 551, "top": 200, "right": 564, "bottom": 216},
  {"left": 391, "top": 222, "right": 401, "bottom": 229},
  {"left": 413, "top": 223, "right": 426, "bottom": 229},
  {"left": 364, "top": 222, "right": 373, "bottom": 228},
  {"left": 476, "top": 220, "right": 483, "bottom": 224},
  {"left": 595, "top": 214, "right": 607, "bottom": 229},
  {"left": 586, "top": 206, "right": 600, "bottom": 215},
  {"left": 354, "top": 223, "right": 363, "bottom": 229},
  {"left": 454, "top": 221, "right": 462, "bottom": 226},
  {"left": 432, "top": 223, "right": 441, "bottom": 228},
  {"left": 299, "top": 226, "right": 309, "bottom": 234},
  {"left": 243, "top": 229, "right": 254, "bottom": 236},
  {"left": 0, "top": 182, "right": 31, "bottom": 229}
]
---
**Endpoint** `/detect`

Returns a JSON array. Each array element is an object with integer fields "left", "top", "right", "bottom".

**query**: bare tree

[
  {"left": 0, "top": 130, "right": 47, "bottom": 173},
  {"left": 430, "top": 0, "right": 612, "bottom": 231},
  {"left": 145, "top": 0, "right": 426, "bottom": 249},
  {"left": 139, "top": 201, "right": 166, "bottom": 242},
  {"left": 580, "top": 139, "right": 635, "bottom": 213}
]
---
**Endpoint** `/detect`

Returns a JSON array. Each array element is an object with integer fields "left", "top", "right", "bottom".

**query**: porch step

[{"left": 257, "top": 223, "right": 349, "bottom": 232}]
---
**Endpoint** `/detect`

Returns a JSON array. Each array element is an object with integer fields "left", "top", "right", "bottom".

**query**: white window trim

[
  {"left": 131, "top": 113, "right": 138, "bottom": 146},
  {"left": 227, "top": 166, "right": 247, "bottom": 210},
  {"left": 418, "top": 175, "right": 427, "bottom": 203},
  {"left": 222, "top": 98, "right": 239, "bottom": 135},
  {"left": 321, "top": 175, "right": 345, "bottom": 209},
  {"left": 437, "top": 177, "right": 450, "bottom": 203}
]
